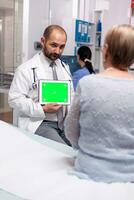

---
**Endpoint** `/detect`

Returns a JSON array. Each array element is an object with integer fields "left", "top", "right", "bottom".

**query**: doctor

[{"left": 8, "top": 25, "right": 74, "bottom": 146}]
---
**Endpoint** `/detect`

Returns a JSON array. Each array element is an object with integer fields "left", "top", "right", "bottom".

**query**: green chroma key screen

[{"left": 39, "top": 80, "right": 71, "bottom": 104}]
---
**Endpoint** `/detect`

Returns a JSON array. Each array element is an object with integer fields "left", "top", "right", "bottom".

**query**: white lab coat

[{"left": 8, "top": 52, "right": 74, "bottom": 133}]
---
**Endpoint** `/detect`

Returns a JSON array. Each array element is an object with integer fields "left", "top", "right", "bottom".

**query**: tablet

[{"left": 39, "top": 80, "right": 71, "bottom": 104}]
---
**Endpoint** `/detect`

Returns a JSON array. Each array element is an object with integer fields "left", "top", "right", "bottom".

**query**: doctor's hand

[{"left": 42, "top": 104, "right": 62, "bottom": 113}]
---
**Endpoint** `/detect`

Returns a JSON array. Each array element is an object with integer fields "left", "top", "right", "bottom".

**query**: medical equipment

[
  {"left": 31, "top": 67, "right": 37, "bottom": 89},
  {"left": 31, "top": 60, "right": 72, "bottom": 90},
  {"left": 60, "top": 60, "right": 73, "bottom": 79}
]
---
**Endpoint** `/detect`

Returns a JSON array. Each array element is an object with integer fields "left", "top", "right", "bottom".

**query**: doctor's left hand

[{"left": 42, "top": 103, "right": 62, "bottom": 113}]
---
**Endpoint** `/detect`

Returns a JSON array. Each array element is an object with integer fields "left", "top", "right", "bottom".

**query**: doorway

[{"left": 0, "top": 0, "right": 23, "bottom": 123}]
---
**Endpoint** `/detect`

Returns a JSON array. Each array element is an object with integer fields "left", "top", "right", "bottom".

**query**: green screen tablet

[{"left": 39, "top": 80, "right": 71, "bottom": 104}]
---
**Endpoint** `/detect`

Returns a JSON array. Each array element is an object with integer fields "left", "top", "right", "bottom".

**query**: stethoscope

[
  {"left": 60, "top": 60, "right": 73, "bottom": 79},
  {"left": 31, "top": 67, "right": 38, "bottom": 89},
  {"left": 31, "top": 60, "right": 72, "bottom": 90}
]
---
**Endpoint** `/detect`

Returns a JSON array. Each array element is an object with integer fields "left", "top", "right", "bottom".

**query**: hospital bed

[{"left": 0, "top": 120, "right": 134, "bottom": 200}]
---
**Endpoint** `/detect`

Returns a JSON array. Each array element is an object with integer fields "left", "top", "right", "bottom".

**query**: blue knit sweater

[{"left": 65, "top": 75, "right": 134, "bottom": 182}]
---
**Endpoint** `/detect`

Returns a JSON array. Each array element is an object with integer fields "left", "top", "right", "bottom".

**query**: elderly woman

[{"left": 65, "top": 24, "right": 134, "bottom": 183}]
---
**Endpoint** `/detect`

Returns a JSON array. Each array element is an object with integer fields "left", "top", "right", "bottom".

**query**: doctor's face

[{"left": 41, "top": 30, "right": 67, "bottom": 61}]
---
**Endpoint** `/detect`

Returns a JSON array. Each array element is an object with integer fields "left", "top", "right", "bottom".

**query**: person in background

[
  {"left": 65, "top": 24, "right": 134, "bottom": 182},
  {"left": 8, "top": 25, "right": 74, "bottom": 146},
  {"left": 73, "top": 46, "right": 95, "bottom": 91}
]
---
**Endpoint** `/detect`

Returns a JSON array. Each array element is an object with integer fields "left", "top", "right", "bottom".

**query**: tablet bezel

[{"left": 39, "top": 79, "right": 71, "bottom": 105}]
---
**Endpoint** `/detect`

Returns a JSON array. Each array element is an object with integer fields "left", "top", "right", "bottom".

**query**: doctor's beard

[{"left": 43, "top": 48, "right": 61, "bottom": 61}]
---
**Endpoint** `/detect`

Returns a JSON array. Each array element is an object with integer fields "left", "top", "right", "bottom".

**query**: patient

[{"left": 65, "top": 24, "right": 134, "bottom": 183}]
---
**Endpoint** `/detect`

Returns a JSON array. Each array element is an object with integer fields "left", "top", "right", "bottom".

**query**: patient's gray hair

[{"left": 104, "top": 24, "right": 134, "bottom": 69}]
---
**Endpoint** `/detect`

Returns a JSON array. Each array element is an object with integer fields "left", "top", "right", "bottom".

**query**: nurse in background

[{"left": 73, "top": 46, "right": 95, "bottom": 91}]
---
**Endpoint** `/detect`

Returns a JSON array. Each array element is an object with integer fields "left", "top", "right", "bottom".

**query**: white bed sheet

[{"left": 0, "top": 120, "right": 134, "bottom": 200}]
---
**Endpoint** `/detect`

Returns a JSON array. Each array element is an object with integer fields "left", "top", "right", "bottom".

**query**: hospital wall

[{"left": 22, "top": 0, "right": 131, "bottom": 68}]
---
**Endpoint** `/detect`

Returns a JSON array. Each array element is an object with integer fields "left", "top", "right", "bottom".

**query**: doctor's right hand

[{"left": 42, "top": 104, "right": 62, "bottom": 113}]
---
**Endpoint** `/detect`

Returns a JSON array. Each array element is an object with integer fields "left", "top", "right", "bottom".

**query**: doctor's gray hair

[
  {"left": 104, "top": 24, "right": 134, "bottom": 69},
  {"left": 43, "top": 25, "right": 67, "bottom": 40}
]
